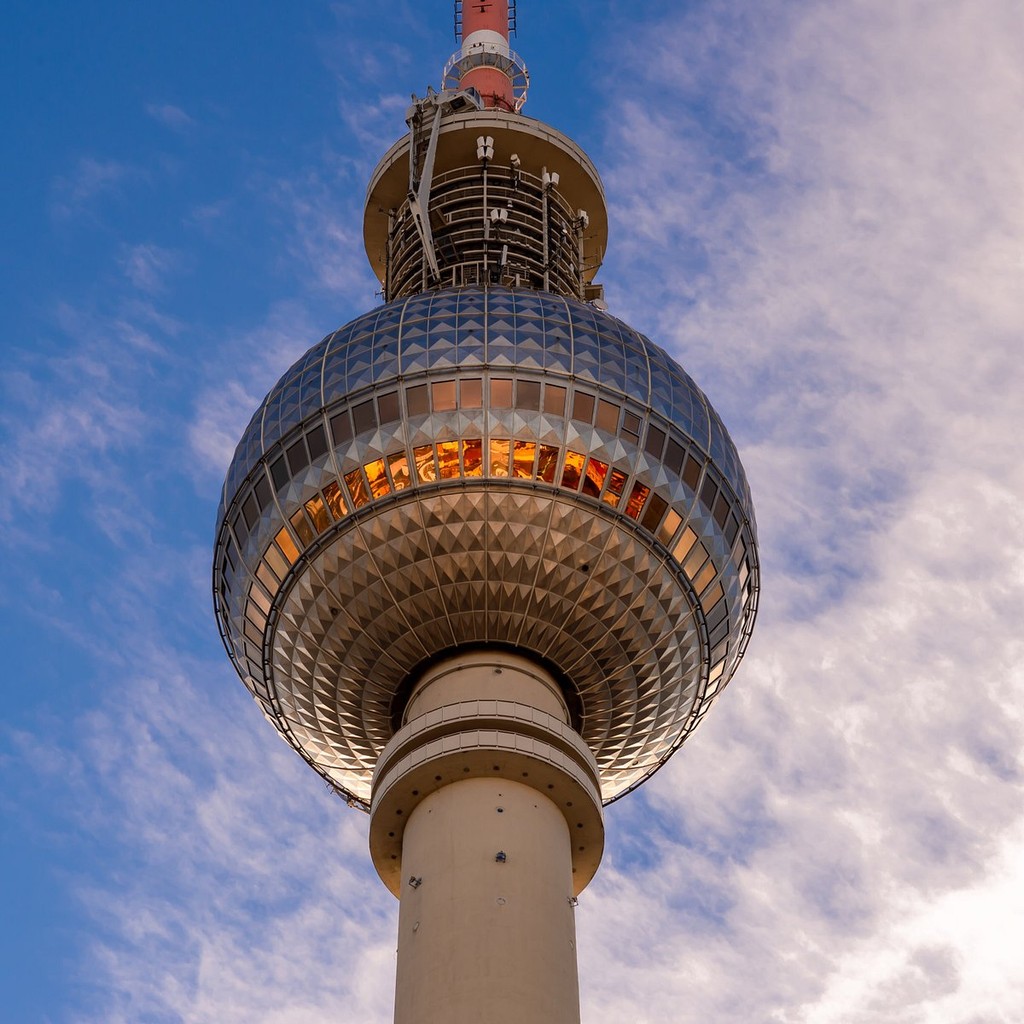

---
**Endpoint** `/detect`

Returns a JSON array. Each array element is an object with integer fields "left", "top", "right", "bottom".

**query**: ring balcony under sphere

[{"left": 213, "top": 286, "right": 759, "bottom": 808}]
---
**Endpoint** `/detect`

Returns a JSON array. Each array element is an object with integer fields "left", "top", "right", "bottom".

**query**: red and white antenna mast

[{"left": 444, "top": 1, "right": 528, "bottom": 112}]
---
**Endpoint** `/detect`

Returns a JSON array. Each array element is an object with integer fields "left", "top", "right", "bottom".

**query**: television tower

[{"left": 212, "top": 4, "right": 759, "bottom": 1022}]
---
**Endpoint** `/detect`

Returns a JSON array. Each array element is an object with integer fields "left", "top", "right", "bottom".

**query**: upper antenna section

[{"left": 444, "top": 0, "right": 528, "bottom": 113}]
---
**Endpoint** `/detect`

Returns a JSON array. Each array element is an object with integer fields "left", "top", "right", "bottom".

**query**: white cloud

[
  {"left": 145, "top": 102, "right": 196, "bottom": 131},
  {"left": 577, "top": 0, "right": 1024, "bottom": 1020},
  {"left": 120, "top": 243, "right": 179, "bottom": 293}
]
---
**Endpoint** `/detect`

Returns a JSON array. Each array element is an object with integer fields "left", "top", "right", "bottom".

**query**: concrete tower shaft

[{"left": 371, "top": 651, "right": 601, "bottom": 1024}]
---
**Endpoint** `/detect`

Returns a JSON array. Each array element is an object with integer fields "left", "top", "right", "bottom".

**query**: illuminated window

[
  {"left": 603, "top": 468, "right": 627, "bottom": 507},
  {"left": 437, "top": 441, "right": 460, "bottom": 479},
  {"left": 512, "top": 441, "right": 537, "bottom": 479},
  {"left": 346, "top": 469, "right": 371, "bottom": 507},
  {"left": 275, "top": 527, "right": 300, "bottom": 564},
  {"left": 490, "top": 439, "right": 511, "bottom": 477},
  {"left": 290, "top": 508, "right": 315, "bottom": 546},
  {"left": 582, "top": 457, "right": 608, "bottom": 497},
  {"left": 561, "top": 451, "right": 585, "bottom": 490},
  {"left": 624, "top": 482, "right": 650, "bottom": 520},
  {"left": 658, "top": 509, "right": 682, "bottom": 545},
  {"left": 464, "top": 439, "right": 483, "bottom": 477},
  {"left": 388, "top": 452, "right": 412, "bottom": 490},
  {"left": 537, "top": 445, "right": 559, "bottom": 483},
  {"left": 461, "top": 379, "right": 483, "bottom": 408},
  {"left": 364, "top": 459, "right": 391, "bottom": 499},
  {"left": 305, "top": 495, "right": 331, "bottom": 534},
  {"left": 414, "top": 445, "right": 437, "bottom": 483},
  {"left": 323, "top": 480, "right": 346, "bottom": 520}
]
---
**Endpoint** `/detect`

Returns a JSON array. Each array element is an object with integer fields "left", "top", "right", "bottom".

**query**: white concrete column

[
  {"left": 394, "top": 776, "right": 581, "bottom": 1024},
  {"left": 369, "top": 650, "right": 604, "bottom": 1024}
]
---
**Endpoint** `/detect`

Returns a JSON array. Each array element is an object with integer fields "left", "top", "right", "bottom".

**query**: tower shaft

[{"left": 370, "top": 651, "right": 604, "bottom": 1024}]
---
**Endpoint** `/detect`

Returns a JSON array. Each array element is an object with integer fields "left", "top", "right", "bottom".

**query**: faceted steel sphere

[{"left": 213, "top": 286, "right": 759, "bottom": 808}]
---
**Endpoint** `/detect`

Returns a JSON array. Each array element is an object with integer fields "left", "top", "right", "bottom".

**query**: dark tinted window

[
  {"left": 352, "top": 399, "right": 377, "bottom": 433},
  {"left": 254, "top": 474, "right": 272, "bottom": 511},
  {"left": 270, "top": 455, "right": 289, "bottom": 491},
  {"left": 306, "top": 424, "right": 328, "bottom": 461},
  {"left": 406, "top": 384, "right": 429, "bottom": 416},
  {"left": 378, "top": 391, "right": 400, "bottom": 423},
  {"left": 645, "top": 425, "right": 666, "bottom": 458},
  {"left": 518, "top": 380, "right": 541, "bottom": 411},
  {"left": 331, "top": 410, "right": 352, "bottom": 444},
  {"left": 286, "top": 438, "right": 309, "bottom": 475},
  {"left": 572, "top": 391, "right": 595, "bottom": 423}
]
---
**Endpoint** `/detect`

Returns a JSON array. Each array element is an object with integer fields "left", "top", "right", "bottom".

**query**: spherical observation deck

[{"left": 212, "top": 286, "right": 760, "bottom": 809}]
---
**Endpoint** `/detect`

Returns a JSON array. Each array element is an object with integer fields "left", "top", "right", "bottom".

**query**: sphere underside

[{"left": 213, "top": 286, "right": 760, "bottom": 807}]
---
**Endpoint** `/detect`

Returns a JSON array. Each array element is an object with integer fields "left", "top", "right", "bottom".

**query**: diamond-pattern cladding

[{"left": 271, "top": 490, "right": 701, "bottom": 804}]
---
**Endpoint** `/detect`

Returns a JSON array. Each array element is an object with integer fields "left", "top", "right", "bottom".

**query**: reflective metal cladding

[{"left": 213, "top": 286, "right": 760, "bottom": 808}]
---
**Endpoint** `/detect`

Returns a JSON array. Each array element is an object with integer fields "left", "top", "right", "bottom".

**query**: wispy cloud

[
  {"left": 50, "top": 157, "right": 138, "bottom": 220},
  {"left": 581, "top": 0, "right": 1024, "bottom": 1020},
  {"left": 120, "top": 243, "right": 180, "bottom": 293},
  {"left": 145, "top": 102, "right": 196, "bottom": 132}
]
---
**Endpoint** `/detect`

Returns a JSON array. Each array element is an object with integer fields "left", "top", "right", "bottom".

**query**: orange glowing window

[
  {"left": 624, "top": 482, "right": 650, "bottom": 520},
  {"left": 323, "top": 480, "right": 346, "bottom": 520},
  {"left": 561, "top": 451, "right": 585, "bottom": 490},
  {"left": 305, "top": 494, "right": 331, "bottom": 534},
  {"left": 658, "top": 509, "right": 682, "bottom": 545},
  {"left": 582, "top": 457, "right": 608, "bottom": 497},
  {"left": 414, "top": 445, "right": 437, "bottom": 483},
  {"left": 464, "top": 438, "right": 483, "bottom": 477},
  {"left": 248, "top": 583, "right": 272, "bottom": 617},
  {"left": 603, "top": 468, "right": 628, "bottom": 507},
  {"left": 364, "top": 459, "right": 391, "bottom": 499},
  {"left": 537, "top": 445, "right": 560, "bottom": 483},
  {"left": 290, "top": 508, "right": 315, "bottom": 546},
  {"left": 490, "top": 439, "right": 511, "bottom": 477},
  {"left": 437, "top": 441, "right": 461, "bottom": 479},
  {"left": 513, "top": 441, "right": 537, "bottom": 479},
  {"left": 345, "top": 469, "right": 370, "bottom": 508},
  {"left": 672, "top": 526, "right": 698, "bottom": 563},
  {"left": 274, "top": 527, "right": 300, "bottom": 564},
  {"left": 388, "top": 452, "right": 411, "bottom": 490}
]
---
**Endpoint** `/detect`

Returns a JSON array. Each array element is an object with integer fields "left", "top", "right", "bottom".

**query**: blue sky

[{"left": 3, "top": 1, "right": 1023, "bottom": 1021}]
